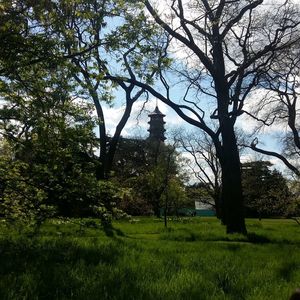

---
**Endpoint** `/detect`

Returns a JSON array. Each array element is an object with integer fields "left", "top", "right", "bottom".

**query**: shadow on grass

[
  {"left": 103, "top": 225, "right": 125, "bottom": 238},
  {"left": 278, "top": 261, "right": 298, "bottom": 282},
  {"left": 246, "top": 232, "right": 271, "bottom": 244},
  {"left": 160, "top": 228, "right": 198, "bottom": 242},
  {"left": 37, "top": 222, "right": 126, "bottom": 239},
  {"left": 0, "top": 236, "right": 149, "bottom": 300},
  {"left": 219, "top": 232, "right": 272, "bottom": 245},
  {"left": 159, "top": 229, "right": 300, "bottom": 246},
  {"left": 0, "top": 236, "right": 124, "bottom": 273}
]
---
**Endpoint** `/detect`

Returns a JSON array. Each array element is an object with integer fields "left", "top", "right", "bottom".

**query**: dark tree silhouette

[{"left": 107, "top": 0, "right": 300, "bottom": 233}]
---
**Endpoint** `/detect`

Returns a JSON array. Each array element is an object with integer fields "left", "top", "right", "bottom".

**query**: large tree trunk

[
  {"left": 214, "top": 77, "right": 246, "bottom": 232},
  {"left": 219, "top": 121, "right": 247, "bottom": 234},
  {"left": 213, "top": 187, "right": 222, "bottom": 220},
  {"left": 210, "top": 24, "right": 246, "bottom": 233}
]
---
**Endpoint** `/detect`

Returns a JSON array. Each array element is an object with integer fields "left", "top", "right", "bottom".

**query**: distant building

[
  {"left": 113, "top": 104, "right": 166, "bottom": 178},
  {"left": 194, "top": 200, "right": 215, "bottom": 216}
]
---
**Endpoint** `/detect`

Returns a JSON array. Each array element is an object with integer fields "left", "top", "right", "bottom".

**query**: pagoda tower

[{"left": 147, "top": 105, "right": 166, "bottom": 142}]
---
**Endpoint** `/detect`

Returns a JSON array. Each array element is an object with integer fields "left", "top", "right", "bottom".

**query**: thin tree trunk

[{"left": 105, "top": 95, "right": 134, "bottom": 178}]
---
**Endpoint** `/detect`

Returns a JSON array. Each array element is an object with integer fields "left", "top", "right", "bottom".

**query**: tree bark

[
  {"left": 213, "top": 187, "right": 222, "bottom": 220},
  {"left": 219, "top": 121, "right": 247, "bottom": 234}
]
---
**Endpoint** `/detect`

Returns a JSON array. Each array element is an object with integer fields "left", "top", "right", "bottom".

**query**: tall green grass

[{"left": 0, "top": 217, "right": 299, "bottom": 299}]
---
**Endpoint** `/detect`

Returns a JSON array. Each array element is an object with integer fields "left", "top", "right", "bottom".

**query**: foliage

[
  {"left": 242, "top": 161, "right": 291, "bottom": 218},
  {"left": 94, "top": 180, "right": 130, "bottom": 224},
  {"left": 128, "top": 143, "right": 187, "bottom": 217},
  {"left": 285, "top": 180, "right": 300, "bottom": 223},
  {"left": 0, "top": 0, "right": 176, "bottom": 224},
  {"left": 164, "top": 177, "right": 188, "bottom": 214},
  {"left": 111, "top": 137, "right": 148, "bottom": 179},
  {"left": 0, "top": 146, "right": 55, "bottom": 231},
  {"left": 0, "top": 1, "right": 60, "bottom": 77},
  {"left": 0, "top": 76, "right": 115, "bottom": 228},
  {"left": 111, "top": 137, "right": 188, "bottom": 217},
  {"left": 118, "top": 184, "right": 153, "bottom": 216},
  {"left": 30, "top": 0, "right": 169, "bottom": 179}
]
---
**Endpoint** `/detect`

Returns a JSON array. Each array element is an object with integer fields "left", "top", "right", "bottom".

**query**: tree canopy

[{"left": 242, "top": 161, "right": 291, "bottom": 218}]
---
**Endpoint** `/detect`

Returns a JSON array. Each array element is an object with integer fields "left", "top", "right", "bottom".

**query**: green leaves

[
  {"left": 0, "top": 152, "right": 54, "bottom": 229},
  {"left": 242, "top": 161, "right": 291, "bottom": 217}
]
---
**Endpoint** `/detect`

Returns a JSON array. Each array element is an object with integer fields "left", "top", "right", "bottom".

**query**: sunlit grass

[{"left": 0, "top": 217, "right": 299, "bottom": 299}]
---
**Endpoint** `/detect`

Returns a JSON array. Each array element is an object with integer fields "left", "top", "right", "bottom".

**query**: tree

[
  {"left": 164, "top": 177, "right": 188, "bottom": 218},
  {"left": 242, "top": 161, "right": 291, "bottom": 218},
  {"left": 285, "top": 180, "right": 300, "bottom": 224},
  {"left": 107, "top": 0, "right": 300, "bottom": 233},
  {"left": 35, "top": 0, "right": 169, "bottom": 179},
  {"left": 109, "top": 135, "right": 188, "bottom": 218},
  {"left": 0, "top": 95, "right": 102, "bottom": 212},
  {"left": 0, "top": 56, "right": 112, "bottom": 225},
  {"left": 1, "top": 0, "right": 169, "bottom": 180},
  {"left": 247, "top": 40, "right": 300, "bottom": 177},
  {"left": 175, "top": 129, "right": 222, "bottom": 218},
  {"left": 0, "top": 139, "right": 55, "bottom": 232},
  {"left": 0, "top": 0, "right": 169, "bottom": 225},
  {"left": 116, "top": 138, "right": 187, "bottom": 219},
  {"left": 0, "top": 1, "right": 60, "bottom": 76},
  {"left": 111, "top": 137, "right": 148, "bottom": 180}
]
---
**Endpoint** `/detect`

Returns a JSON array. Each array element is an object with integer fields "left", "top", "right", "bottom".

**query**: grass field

[{"left": 0, "top": 217, "right": 300, "bottom": 300}]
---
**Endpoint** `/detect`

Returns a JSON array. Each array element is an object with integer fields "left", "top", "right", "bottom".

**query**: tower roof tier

[{"left": 148, "top": 106, "right": 166, "bottom": 117}]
